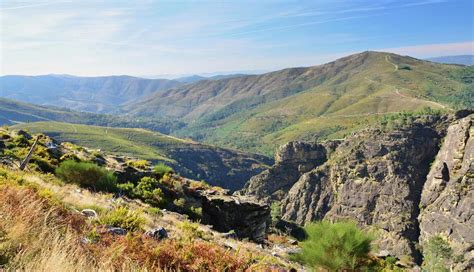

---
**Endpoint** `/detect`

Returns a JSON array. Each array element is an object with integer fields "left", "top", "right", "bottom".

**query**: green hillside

[
  {"left": 13, "top": 122, "right": 271, "bottom": 191},
  {"left": 126, "top": 51, "right": 473, "bottom": 155}
]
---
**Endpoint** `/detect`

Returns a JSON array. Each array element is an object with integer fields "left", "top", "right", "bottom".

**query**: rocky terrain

[
  {"left": 243, "top": 111, "right": 473, "bottom": 269},
  {"left": 0, "top": 127, "right": 299, "bottom": 271}
]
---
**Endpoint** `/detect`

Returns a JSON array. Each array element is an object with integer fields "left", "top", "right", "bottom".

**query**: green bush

[
  {"left": 100, "top": 207, "right": 144, "bottom": 231},
  {"left": 422, "top": 235, "right": 453, "bottom": 272},
  {"left": 126, "top": 159, "right": 150, "bottom": 170},
  {"left": 291, "top": 221, "right": 373, "bottom": 271},
  {"left": 117, "top": 177, "right": 165, "bottom": 206},
  {"left": 55, "top": 160, "right": 117, "bottom": 192},
  {"left": 153, "top": 163, "right": 173, "bottom": 177}
]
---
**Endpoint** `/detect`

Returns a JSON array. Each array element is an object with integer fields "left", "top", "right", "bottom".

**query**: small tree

[
  {"left": 422, "top": 235, "right": 452, "bottom": 272},
  {"left": 292, "top": 221, "right": 373, "bottom": 271},
  {"left": 55, "top": 160, "right": 117, "bottom": 192}
]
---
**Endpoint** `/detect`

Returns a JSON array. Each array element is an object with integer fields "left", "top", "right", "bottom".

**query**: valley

[{"left": 13, "top": 121, "right": 271, "bottom": 191}]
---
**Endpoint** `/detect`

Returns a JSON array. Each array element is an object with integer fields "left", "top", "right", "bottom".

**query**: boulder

[
  {"left": 145, "top": 227, "right": 168, "bottom": 240},
  {"left": 81, "top": 209, "right": 98, "bottom": 218},
  {"left": 201, "top": 193, "right": 270, "bottom": 243},
  {"left": 106, "top": 227, "right": 127, "bottom": 236}
]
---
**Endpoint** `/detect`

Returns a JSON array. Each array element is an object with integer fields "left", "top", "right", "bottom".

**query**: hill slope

[
  {"left": 125, "top": 51, "right": 473, "bottom": 155},
  {"left": 0, "top": 74, "right": 182, "bottom": 113},
  {"left": 13, "top": 121, "right": 271, "bottom": 191}
]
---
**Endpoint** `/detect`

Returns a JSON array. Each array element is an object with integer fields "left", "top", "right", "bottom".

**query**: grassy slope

[
  {"left": 174, "top": 52, "right": 473, "bottom": 155},
  {"left": 12, "top": 122, "right": 271, "bottom": 190}
]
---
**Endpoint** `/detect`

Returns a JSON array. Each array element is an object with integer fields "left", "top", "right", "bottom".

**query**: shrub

[
  {"left": 422, "top": 235, "right": 452, "bottom": 272},
  {"left": 291, "top": 221, "right": 373, "bottom": 271},
  {"left": 55, "top": 160, "right": 117, "bottom": 192},
  {"left": 134, "top": 177, "right": 165, "bottom": 206},
  {"left": 117, "top": 178, "right": 165, "bottom": 206},
  {"left": 153, "top": 163, "right": 173, "bottom": 177},
  {"left": 126, "top": 159, "right": 150, "bottom": 170},
  {"left": 100, "top": 207, "right": 144, "bottom": 231},
  {"left": 270, "top": 201, "right": 282, "bottom": 222}
]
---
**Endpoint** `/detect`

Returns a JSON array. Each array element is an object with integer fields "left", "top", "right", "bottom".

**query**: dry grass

[{"left": 0, "top": 168, "right": 284, "bottom": 271}]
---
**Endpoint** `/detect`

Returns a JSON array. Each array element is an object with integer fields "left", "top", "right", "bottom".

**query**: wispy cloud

[{"left": 0, "top": 1, "right": 69, "bottom": 11}]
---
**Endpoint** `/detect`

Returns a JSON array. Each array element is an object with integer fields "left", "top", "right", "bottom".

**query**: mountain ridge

[{"left": 124, "top": 51, "right": 472, "bottom": 154}]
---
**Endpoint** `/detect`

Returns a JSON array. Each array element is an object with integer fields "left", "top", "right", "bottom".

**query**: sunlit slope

[
  {"left": 169, "top": 52, "right": 472, "bottom": 155},
  {"left": 13, "top": 121, "right": 271, "bottom": 190}
]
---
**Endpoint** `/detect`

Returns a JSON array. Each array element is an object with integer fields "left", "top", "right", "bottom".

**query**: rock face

[
  {"left": 419, "top": 115, "right": 473, "bottom": 270},
  {"left": 201, "top": 193, "right": 271, "bottom": 243},
  {"left": 241, "top": 141, "right": 337, "bottom": 201},
  {"left": 244, "top": 113, "right": 473, "bottom": 266}
]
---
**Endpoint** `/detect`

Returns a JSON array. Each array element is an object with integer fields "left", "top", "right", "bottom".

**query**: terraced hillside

[
  {"left": 13, "top": 122, "right": 271, "bottom": 191},
  {"left": 126, "top": 51, "right": 473, "bottom": 155}
]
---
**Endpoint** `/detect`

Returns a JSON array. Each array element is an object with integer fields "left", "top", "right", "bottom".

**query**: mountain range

[
  {"left": 426, "top": 55, "right": 474, "bottom": 66},
  {"left": 0, "top": 74, "right": 182, "bottom": 113},
  {"left": 1, "top": 51, "right": 473, "bottom": 156},
  {"left": 126, "top": 51, "right": 474, "bottom": 154}
]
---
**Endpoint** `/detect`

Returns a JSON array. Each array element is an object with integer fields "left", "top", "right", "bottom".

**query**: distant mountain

[
  {"left": 174, "top": 74, "right": 249, "bottom": 84},
  {"left": 124, "top": 51, "right": 473, "bottom": 155},
  {"left": 0, "top": 74, "right": 182, "bottom": 113},
  {"left": 425, "top": 55, "right": 474, "bottom": 66},
  {"left": 0, "top": 97, "right": 186, "bottom": 134}
]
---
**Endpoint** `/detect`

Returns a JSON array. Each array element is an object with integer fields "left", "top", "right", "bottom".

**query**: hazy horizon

[{"left": 1, "top": 0, "right": 473, "bottom": 76}]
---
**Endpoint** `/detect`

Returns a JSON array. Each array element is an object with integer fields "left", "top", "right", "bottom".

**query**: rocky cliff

[
  {"left": 419, "top": 114, "right": 473, "bottom": 270},
  {"left": 243, "top": 112, "right": 473, "bottom": 268}
]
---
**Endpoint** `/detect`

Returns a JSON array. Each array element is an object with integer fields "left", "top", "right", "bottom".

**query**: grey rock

[
  {"left": 244, "top": 114, "right": 472, "bottom": 264},
  {"left": 419, "top": 115, "right": 473, "bottom": 270},
  {"left": 241, "top": 141, "right": 335, "bottom": 202},
  {"left": 145, "top": 227, "right": 168, "bottom": 240},
  {"left": 16, "top": 129, "right": 32, "bottom": 140},
  {"left": 201, "top": 193, "right": 270, "bottom": 243},
  {"left": 81, "top": 209, "right": 98, "bottom": 218},
  {"left": 106, "top": 227, "right": 127, "bottom": 236}
]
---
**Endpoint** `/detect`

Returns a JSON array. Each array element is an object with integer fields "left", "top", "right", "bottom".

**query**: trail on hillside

[
  {"left": 364, "top": 76, "right": 453, "bottom": 111},
  {"left": 385, "top": 55, "right": 398, "bottom": 71},
  {"left": 394, "top": 89, "right": 452, "bottom": 110}
]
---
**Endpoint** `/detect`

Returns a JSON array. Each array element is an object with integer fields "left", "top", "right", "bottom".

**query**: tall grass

[{"left": 0, "top": 182, "right": 272, "bottom": 271}]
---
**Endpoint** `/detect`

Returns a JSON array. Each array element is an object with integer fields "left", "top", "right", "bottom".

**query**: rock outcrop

[
  {"left": 419, "top": 115, "right": 473, "bottom": 270},
  {"left": 201, "top": 192, "right": 271, "bottom": 243},
  {"left": 244, "top": 113, "right": 473, "bottom": 266},
  {"left": 241, "top": 141, "right": 337, "bottom": 201}
]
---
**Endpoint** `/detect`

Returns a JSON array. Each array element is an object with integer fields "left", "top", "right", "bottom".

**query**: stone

[
  {"left": 145, "top": 227, "right": 168, "bottom": 240},
  {"left": 106, "top": 227, "right": 127, "bottom": 236},
  {"left": 16, "top": 130, "right": 32, "bottom": 140},
  {"left": 201, "top": 193, "right": 270, "bottom": 243},
  {"left": 81, "top": 209, "right": 98, "bottom": 218}
]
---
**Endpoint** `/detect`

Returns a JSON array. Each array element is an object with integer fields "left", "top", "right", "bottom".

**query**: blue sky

[{"left": 1, "top": 0, "right": 473, "bottom": 77}]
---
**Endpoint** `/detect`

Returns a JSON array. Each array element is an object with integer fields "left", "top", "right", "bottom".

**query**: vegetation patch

[
  {"left": 291, "top": 221, "right": 374, "bottom": 271},
  {"left": 55, "top": 160, "right": 117, "bottom": 192}
]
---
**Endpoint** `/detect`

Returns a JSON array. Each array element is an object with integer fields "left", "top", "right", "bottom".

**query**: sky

[{"left": 1, "top": 0, "right": 473, "bottom": 77}]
